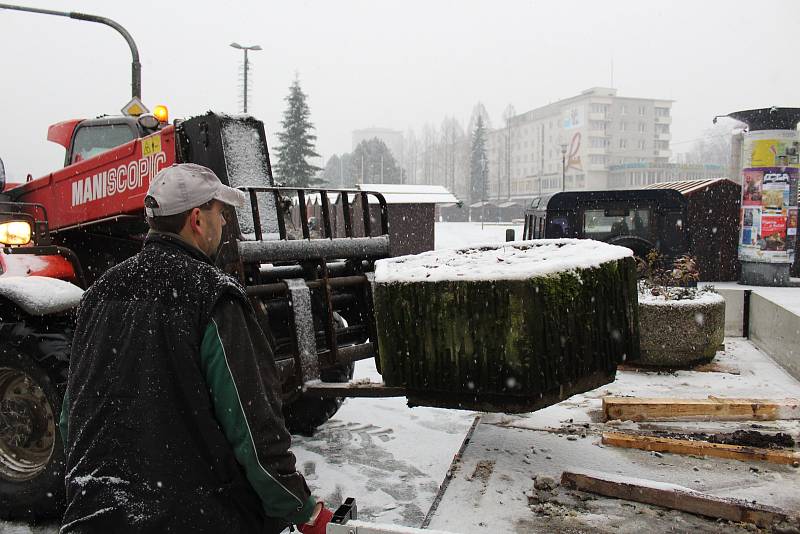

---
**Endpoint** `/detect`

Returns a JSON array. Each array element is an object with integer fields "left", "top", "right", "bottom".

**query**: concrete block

[{"left": 748, "top": 293, "right": 800, "bottom": 382}]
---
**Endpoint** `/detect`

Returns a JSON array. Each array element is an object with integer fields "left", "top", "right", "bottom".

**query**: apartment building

[{"left": 486, "top": 87, "right": 673, "bottom": 202}]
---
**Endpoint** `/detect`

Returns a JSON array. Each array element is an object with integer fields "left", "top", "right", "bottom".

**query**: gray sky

[{"left": 1, "top": 0, "right": 798, "bottom": 181}]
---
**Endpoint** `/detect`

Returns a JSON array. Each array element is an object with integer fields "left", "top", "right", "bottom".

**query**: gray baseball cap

[{"left": 145, "top": 163, "right": 247, "bottom": 217}]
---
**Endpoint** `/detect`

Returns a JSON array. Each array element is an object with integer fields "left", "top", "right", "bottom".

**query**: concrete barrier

[
  {"left": 698, "top": 285, "right": 800, "bottom": 381},
  {"left": 716, "top": 288, "right": 745, "bottom": 337},
  {"left": 748, "top": 292, "right": 800, "bottom": 382}
]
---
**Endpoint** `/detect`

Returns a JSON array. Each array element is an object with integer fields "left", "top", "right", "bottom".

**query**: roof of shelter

[
  {"left": 358, "top": 183, "right": 460, "bottom": 204},
  {"left": 641, "top": 177, "right": 737, "bottom": 195}
]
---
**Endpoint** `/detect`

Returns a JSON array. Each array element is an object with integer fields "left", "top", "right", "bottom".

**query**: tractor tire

[
  {"left": 0, "top": 342, "right": 67, "bottom": 520},
  {"left": 283, "top": 361, "right": 354, "bottom": 437}
]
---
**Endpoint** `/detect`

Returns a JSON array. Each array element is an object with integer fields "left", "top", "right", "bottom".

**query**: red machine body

[
  {"left": 0, "top": 252, "right": 78, "bottom": 282},
  {"left": 9, "top": 126, "right": 175, "bottom": 231}
]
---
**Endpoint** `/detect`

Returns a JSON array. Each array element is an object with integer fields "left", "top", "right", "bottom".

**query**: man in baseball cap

[
  {"left": 143, "top": 163, "right": 247, "bottom": 259},
  {"left": 61, "top": 163, "right": 327, "bottom": 532}
]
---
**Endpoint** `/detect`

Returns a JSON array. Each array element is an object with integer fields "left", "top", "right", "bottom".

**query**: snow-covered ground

[
  {"left": 292, "top": 359, "right": 476, "bottom": 526},
  {"left": 434, "top": 221, "right": 523, "bottom": 250}
]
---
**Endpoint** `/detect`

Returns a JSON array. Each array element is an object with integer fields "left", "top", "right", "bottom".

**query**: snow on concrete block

[{"left": 373, "top": 239, "right": 640, "bottom": 413}]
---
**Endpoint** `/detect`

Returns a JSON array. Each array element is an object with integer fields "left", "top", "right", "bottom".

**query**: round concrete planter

[{"left": 635, "top": 290, "right": 725, "bottom": 367}]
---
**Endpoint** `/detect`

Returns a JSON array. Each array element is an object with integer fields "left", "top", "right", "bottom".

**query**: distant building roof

[
  {"left": 358, "top": 184, "right": 459, "bottom": 204},
  {"left": 640, "top": 177, "right": 737, "bottom": 195}
]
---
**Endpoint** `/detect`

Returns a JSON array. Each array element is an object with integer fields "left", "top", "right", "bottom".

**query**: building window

[
  {"left": 620, "top": 122, "right": 627, "bottom": 132},
  {"left": 620, "top": 104, "right": 627, "bottom": 115},
  {"left": 590, "top": 137, "right": 606, "bottom": 148},
  {"left": 638, "top": 123, "right": 646, "bottom": 133},
  {"left": 655, "top": 107, "right": 670, "bottom": 117},
  {"left": 638, "top": 106, "right": 646, "bottom": 115},
  {"left": 591, "top": 103, "right": 608, "bottom": 114},
  {"left": 638, "top": 139, "right": 646, "bottom": 149},
  {"left": 619, "top": 139, "right": 627, "bottom": 149}
]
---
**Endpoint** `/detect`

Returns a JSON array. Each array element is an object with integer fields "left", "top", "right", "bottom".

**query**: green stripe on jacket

[{"left": 201, "top": 319, "right": 315, "bottom": 524}]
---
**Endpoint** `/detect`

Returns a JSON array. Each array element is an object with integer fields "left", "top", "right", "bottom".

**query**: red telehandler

[
  {"left": 0, "top": 106, "right": 394, "bottom": 519},
  {"left": 0, "top": 5, "right": 396, "bottom": 515}
]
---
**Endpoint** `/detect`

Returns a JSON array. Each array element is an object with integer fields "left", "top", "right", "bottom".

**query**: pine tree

[
  {"left": 470, "top": 115, "right": 488, "bottom": 204},
  {"left": 274, "top": 78, "right": 322, "bottom": 186}
]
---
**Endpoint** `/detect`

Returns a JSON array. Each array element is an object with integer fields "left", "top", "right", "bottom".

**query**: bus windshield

[{"left": 583, "top": 208, "right": 651, "bottom": 240}]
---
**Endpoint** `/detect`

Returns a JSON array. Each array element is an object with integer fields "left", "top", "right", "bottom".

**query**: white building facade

[{"left": 486, "top": 87, "right": 673, "bottom": 202}]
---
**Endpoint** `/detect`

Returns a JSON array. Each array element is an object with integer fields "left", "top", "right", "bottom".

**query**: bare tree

[
  {"left": 421, "top": 123, "right": 438, "bottom": 185},
  {"left": 685, "top": 121, "right": 740, "bottom": 167},
  {"left": 440, "top": 116, "right": 464, "bottom": 192},
  {"left": 402, "top": 128, "right": 418, "bottom": 184}
]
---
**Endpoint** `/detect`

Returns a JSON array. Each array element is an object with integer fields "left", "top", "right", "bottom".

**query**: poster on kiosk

[{"left": 738, "top": 130, "right": 799, "bottom": 264}]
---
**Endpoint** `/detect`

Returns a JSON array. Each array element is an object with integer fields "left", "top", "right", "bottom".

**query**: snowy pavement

[
  {"left": 291, "top": 359, "right": 476, "bottom": 526},
  {"left": 428, "top": 338, "right": 800, "bottom": 533}
]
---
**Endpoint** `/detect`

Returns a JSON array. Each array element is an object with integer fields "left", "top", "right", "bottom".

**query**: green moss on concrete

[{"left": 373, "top": 257, "right": 639, "bottom": 410}]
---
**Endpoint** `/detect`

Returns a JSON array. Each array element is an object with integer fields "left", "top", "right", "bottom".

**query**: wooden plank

[
  {"left": 617, "top": 362, "right": 740, "bottom": 375},
  {"left": 560, "top": 470, "right": 795, "bottom": 528},
  {"left": 601, "top": 431, "right": 800, "bottom": 465},
  {"left": 303, "top": 381, "right": 406, "bottom": 398},
  {"left": 602, "top": 396, "right": 800, "bottom": 422}
]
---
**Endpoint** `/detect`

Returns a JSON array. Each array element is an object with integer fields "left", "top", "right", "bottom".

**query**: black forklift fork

[
  {"left": 227, "top": 186, "right": 405, "bottom": 400},
  {"left": 175, "top": 112, "right": 405, "bottom": 400}
]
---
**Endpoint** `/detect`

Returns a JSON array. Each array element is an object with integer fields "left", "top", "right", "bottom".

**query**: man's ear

[{"left": 190, "top": 207, "right": 203, "bottom": 232}]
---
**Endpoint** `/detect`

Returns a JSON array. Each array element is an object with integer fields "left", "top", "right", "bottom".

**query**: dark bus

[
  {"left": 522, "top": 179, "right": 743, "bottom": 281},
  {"left": 522, "top": 189, "right": 689, "bottom": 263}
]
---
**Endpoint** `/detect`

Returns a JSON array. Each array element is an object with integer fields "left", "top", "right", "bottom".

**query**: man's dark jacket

[{"left": 60, "top": 233, "right": 315, "bottom": 533}]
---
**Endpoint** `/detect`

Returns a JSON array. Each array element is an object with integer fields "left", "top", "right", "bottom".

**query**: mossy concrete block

[
  {"left": 372, "top": 241, "right": 640, "bottom": 413},
  {"left": 636, "top": 294, "right": 725, "bottom": 367}
]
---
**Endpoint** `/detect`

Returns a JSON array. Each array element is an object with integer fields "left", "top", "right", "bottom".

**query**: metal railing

[{"left": 237, "top": 187, "right": 391, "bottom": 263}]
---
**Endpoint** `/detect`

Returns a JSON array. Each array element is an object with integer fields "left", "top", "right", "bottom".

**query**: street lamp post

[
  {"left": 560, "top": 143, "right": 568, "bottom": 192},
  {"left": 0, "top": 3, "right": 142, "bottom": 99},
  {"left": 480, "top": 153, "right": 487, "bottom": 230},
  {"left": 230, "top": 42, "right": 262, "bottom": 113}
]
